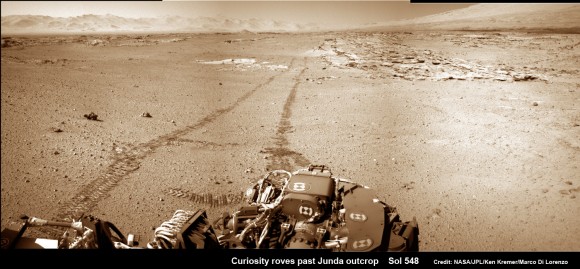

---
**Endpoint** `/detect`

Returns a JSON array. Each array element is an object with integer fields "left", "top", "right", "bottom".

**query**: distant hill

[
  {"left": 0, "top": 14, "right": 320, "bottom": 34},
  {"left": 364, "top": 4, "right": 580, "bottom": 32},
  {"left": 3, "top": 4, "right": 579, "bottom": 35}
]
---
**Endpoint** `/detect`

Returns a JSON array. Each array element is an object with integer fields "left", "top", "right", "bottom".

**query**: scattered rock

[
  {"left": 532, "top": 101, "right": 539, "bottom": 106},
  {"left": 171, "top": 120, "right": 175, "bottom": 123},
  {"left": 402, "top": 182, "right": 414, "bottom": 190},
  {"left": 88, "top": 39, "right": 105, "bottom": 46},
  {"left": 458, "top": 64, "right": 472, "bottom": 70},
  {"left": 141, "top": 112, "right": 152, "bottom": 118},
  {"left": 50, "top": 127, "right": 63, "bottom": 133},
  {"left": 1, "top": 39, "right": 10, "bottom": 48},
  {"left": 559, "top": 190, "right": 570, "bottom": 195},
  {"left": 432, "top": 208, "right": 442, "bottom": 217},
  {"left": 513, "top": 74, "right": 538, "bottom": 81},
  {"left": 435, "top": 72, "right": 452, "bottom": 81},
  {"left": 83, "top": 112, "right": 99, "bottom": 121}
]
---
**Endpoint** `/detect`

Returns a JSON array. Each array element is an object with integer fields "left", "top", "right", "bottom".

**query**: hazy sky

[{"left": 1, "top": 1, "right": 471, "bottom": 27}]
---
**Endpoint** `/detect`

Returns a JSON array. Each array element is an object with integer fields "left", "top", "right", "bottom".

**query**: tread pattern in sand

[{"left": 32, "top": 61, "right": 297, "bottom": 239}]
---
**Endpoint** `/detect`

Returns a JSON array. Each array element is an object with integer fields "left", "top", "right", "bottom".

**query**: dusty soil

[{"left": 1, "top": 31, "right": 579, "bottom": 251}]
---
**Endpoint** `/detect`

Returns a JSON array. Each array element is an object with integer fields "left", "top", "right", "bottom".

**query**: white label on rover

[
  {"left": 292, "top": 182, "right": 308, "bottom": 191},
  {"left": 299, "top": 205, "right": 313, "bottom": 216},
  {"left": 349, "top": 212, "right": 368, "bottom": 222},
  {"left": 352, "top": 238, "right": 373, "bottom": 250}
]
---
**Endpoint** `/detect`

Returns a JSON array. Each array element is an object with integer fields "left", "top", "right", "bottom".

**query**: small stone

[
  {"left": 532, "top": 102, "right": 539, "bottom": 106},
  {"left": 83, "top": 112, "right": 98, "bottom": 121},
  {"left": 159, "top": 198, "right": 164, "bottom": 202},
  {"left": 141, "top": 112, "right": 152, "bottom": 118},
  {"left": 171, "top": 120, "right": 175, "bottom": 123},
  {"left": 25, "top": 179, "right": 30, "bottom": 183}
]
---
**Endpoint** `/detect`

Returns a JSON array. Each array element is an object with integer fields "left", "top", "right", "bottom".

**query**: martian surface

[{"left": 2, "top": 3, "right": 579, "bottom": 251}]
